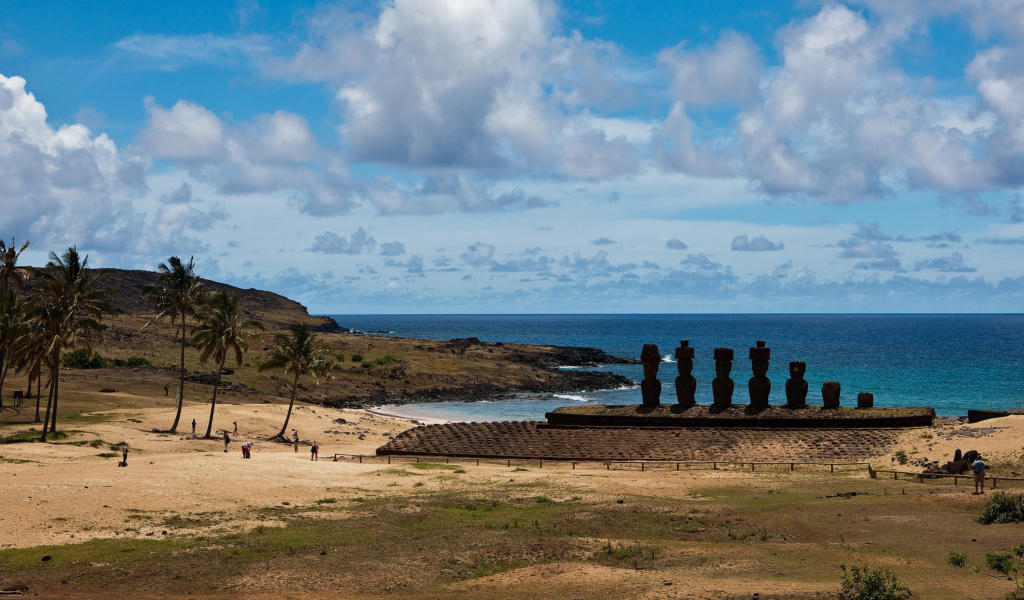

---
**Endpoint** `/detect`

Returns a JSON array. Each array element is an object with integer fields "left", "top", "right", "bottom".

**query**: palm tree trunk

[
  {"left": 33, "top": 367, "right": 42, "bottom": 422},
  {"left": 204, "top": 358, "right": 225, "bottom": 439},
  {"left": 49, "top": 366, "right": 59, "bottom": 433},
  {"left": 274, "top": 373, "right": 301, "bottom": 440},
  {"left": 0, "top": 360, "right": 9, "bottom": 399},
  {"left": 170, "top": 320, "right": 186, "bottom": 433},
  {"left": 40, "top": 368, "right": 56, "bottom": 442}
]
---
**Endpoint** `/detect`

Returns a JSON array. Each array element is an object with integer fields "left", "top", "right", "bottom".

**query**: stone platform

[
  {"left": 376, "top": 421, "right": 902, "bottom": 462},
  {"left": 546, "top": 404, "right": 935, "bottom": 429}
]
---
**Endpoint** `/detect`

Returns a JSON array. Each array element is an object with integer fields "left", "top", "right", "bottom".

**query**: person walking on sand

[
  {"left": 120, "top": 442, "right": 129, "bottom": 467},
  {"left": 191, "top": 419, "right": 196, "bottom": 437},
  {"left": 311, "top": 440, "right": 319, "bottom": 461},
  {"left": 233, "top": 421, "right": 238, "bottom": 435},
  {"left": 223, "top": 430, "right": 231, "bottom": 453},
  {"left": 292, "top": 431, "right": 299, "bottom": 453},
  {"left": 973, "top": 455, "right": 988, "bottom": 494}
]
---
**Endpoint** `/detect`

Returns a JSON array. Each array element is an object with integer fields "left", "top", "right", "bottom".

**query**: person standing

[
  {"left": 191, "top": 419, "right": 196, "bottom": 437},
  {"left": 311, "top": 440, "right": 319, "bottom": 461},
  {"left": 164, "top": 384, "right": 169, "bottom": 396},
  {"left": 223, "top": 430, "right": 231, "bottom": 453},
  {"left": 973, "top": 455, "right": 988, "bottom": 494},
  {"left": 233, "top": 421, "right": 238, "bottom": 435},
  {"left": 292, "top": 431, "right": 299, "bottom": 453},
  {"left": 120, "top": 442, "right": 129, "bottom": 467}
]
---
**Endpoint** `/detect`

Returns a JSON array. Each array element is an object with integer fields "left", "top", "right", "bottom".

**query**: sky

[{"left": 2, "top": 0, "right": 1024, "bottom": 314}]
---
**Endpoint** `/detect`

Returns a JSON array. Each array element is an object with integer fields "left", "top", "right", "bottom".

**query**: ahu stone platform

[{"left": 376, "top": 421, "right": 903, "bottom": 462}]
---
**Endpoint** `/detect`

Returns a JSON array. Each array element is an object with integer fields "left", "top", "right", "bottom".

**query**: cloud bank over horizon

[{"left": 3, "top": 0, "right": 1024, "bottom": 312}]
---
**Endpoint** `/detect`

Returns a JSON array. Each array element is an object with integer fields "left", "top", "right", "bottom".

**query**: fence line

[
  {"left": 329, "top": 453, "right": 871, "bottom": 474},
  {"left": 872, "top": 468, "right": 1024, "bottom": 488}
]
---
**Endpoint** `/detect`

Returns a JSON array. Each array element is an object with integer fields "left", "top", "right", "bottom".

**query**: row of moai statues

[{"left": 639, "top": 340, "right": 874, "bottom": 409}]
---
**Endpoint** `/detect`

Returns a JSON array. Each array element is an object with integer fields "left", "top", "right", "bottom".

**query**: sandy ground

[{"left": 4, "top": 400, "right": 1024, "bottom": 554}]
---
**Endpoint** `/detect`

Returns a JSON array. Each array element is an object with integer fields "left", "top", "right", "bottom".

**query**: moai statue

[
  {"left": 822, "top": 381, "right": 841, "bottom": 408},
  {"left": 748, "top": 340, "right": 771, "bottom": 410},
  {"left": 857, "top": 392, "right": 874, "bottom": 408},
  {"left": 674, "top": 340, "right": 696, "bottom": 406},
  {"left": 785, "top": 361, "right": 808, "bottom": 408},
  {"left": 711, "top": 348, "right": 735, "bottom": 408},
  {"left": 640, "top": 343, "right": 662, "bottom": 406}
]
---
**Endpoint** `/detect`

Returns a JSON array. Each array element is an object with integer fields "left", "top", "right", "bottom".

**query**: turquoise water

[{"left": 333, "top": 314, "right": 1024, "bottom": 420}]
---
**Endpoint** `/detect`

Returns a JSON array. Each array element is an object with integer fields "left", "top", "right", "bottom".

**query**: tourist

[
  {"left": 973, "top": 455, "right": 988, "bottom": 494},
  {"left": 241, "top": 441, "right": 252, "bottom": 459},
  {"left": 191, "top": 419, "right": 196, "bottom": 437},
  {"left": 164, "top": 384, "right": 168, "bottom": 396},
  {"left": 223, "top": 430, "right": 231, "bottom": 453},
  {"left": 292, "top": 431, "right": 299, "bottom": 453},
  {"left": 233, "top": 421, "right": 238, "bottom": 435},
  {"left": 311, "top": 440, "right": 319, "bottom": 461},
  {"left": 120, "top": 442, "right": 129, "bottom": 467}
]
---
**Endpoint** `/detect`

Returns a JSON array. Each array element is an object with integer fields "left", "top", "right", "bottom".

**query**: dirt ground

[{"left": 3, "top": 387, "right": 1024, "bottom": 599}]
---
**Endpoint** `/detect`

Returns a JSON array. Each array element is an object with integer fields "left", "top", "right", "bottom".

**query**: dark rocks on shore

[
  {"left": 319, "top": 370, "right": 633, "bottom": 410},
  {"left": 506, "top": 345, "right": 640, "bottom": 368}
]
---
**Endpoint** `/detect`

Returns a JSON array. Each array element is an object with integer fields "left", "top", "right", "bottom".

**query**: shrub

[
  {"left": 979, "top": 492, "right": 1024, "bottom": 525},
  {"left": 62, "top": 348, "right": 108, "bottom": 369},
  {"left": 984, "top": 544, "right": 1024, "bottom": 598},
  {"left": 124, "top": 356, "right": 152, "bottom": 367},
  {"left": 947, "top": 551, "right": 967, "bottom": 568},
  {"left": 351, "top": 353, "right": 364, "bottom": 362},
  {"left": 372, "top": 355, "right": 399, "bottom": 366},
  {"left": 837, "top": 565, "right": 911, "bottom": 600},
  {"left": 334, "top": 352, "right": 345, "bottom": 362},
  {"left": 360, "top": 361, "right": 372, "bottom": 369}
]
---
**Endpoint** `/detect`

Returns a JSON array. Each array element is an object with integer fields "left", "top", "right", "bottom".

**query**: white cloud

[
  {"left": 658, "top": 31, "right": 762, "bottom": 106},
  {"left": 460, "top": 242, "right": 496, "bottom": 266},
  {"left": 665, "top": 238, "right": 688, "bottom": 250},
  {"left": 364, "top": 174, "right": 553, "bottom": 215},
  {"left": 0, "top": 73, "right": 149, "bottom": 251},
  {"left": 731, "top": 234, "right": 784, "bottom": 252},
  {"left": 308, "top": 227, "right": 376, "bottom": 255},
  {"left": 379, "top": 241, "right": 406, "bottom": 256}
]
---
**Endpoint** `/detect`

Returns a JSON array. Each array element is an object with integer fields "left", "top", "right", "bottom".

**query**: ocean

[{"left": 329, "top": 314, "right": 1024, "bottom": 421}]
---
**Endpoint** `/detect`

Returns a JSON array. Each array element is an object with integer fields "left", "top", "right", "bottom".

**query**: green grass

[{"left": 410, "top": 462, "right": 460, "bottom": 471}]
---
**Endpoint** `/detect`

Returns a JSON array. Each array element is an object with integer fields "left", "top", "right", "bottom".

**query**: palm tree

[
  {"left": 12, "top": 321, "right": 47, "bottom": 421},
  {"left": 0, "top": 290, "right": 27, "bottom": 398},
  {"left": 259, "top": 323, "right": 334, "bottom": 441},
  {"left": 0, "top": 238, "right": 29, "bottom": 295},
  {"left": 142, "top": 256, "right": 205, "bottom": 433},
  {"left": 27, "top": 247, "right": 115, "bottom": 441},
  {"left": 191, "top": 291, "right": 263, "bottom": 438}
]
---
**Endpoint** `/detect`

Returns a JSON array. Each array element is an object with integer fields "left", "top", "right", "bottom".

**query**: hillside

[{"left": 20, "top": 268, "right": 634, "bottom": 409}]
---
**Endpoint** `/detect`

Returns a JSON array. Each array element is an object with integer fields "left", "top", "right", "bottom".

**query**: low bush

[
  {"left": 351, "top": 353, "right": 364, "bottom": 362},
  {"left": 837, "top": 565, "right": 911, "bottom": 600},
  {"left": 947, "top": 551, "right": 967, "bottom": 568},
  {"left": 124, "top": 356, "right": 152, "bottom": 367},
  {"left": 62, "top": 348, "right": 108, "bottom": 369},
  {"left": 979, "top": 492, "right": 1024, "bottom": 524}
]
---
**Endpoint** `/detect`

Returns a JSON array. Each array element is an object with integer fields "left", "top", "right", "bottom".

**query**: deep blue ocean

[{"left": 329, "top": 314, "right": 1024, "bottom": 421}]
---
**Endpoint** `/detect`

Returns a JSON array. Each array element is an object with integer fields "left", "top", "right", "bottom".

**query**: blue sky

[{"left": 3, "top": 0, "right": 1024, "bottom": 313}]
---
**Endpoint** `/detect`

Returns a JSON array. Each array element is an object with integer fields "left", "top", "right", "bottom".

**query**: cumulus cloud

[
  {"left": 658, "top": 31, "right": 762, "bottom": 106},
  {"left": 460, "top": 242, "right": 496, "bottom": 266},
  {"left": 560, "top": 250, "right": 635, "bottom": 278},
  {"left": 854, "top": 257, "right": 904, "bottom": 271},
  {"left": 274, "top": 0, "right": 639, "bottom": 180},
  {"left": 731, "top": 234, "right": 784, "bottom": 252},
  {"left": 591, "top": 237, "right": 615, "bottom": 245},
  {"left": 140, "top": 97, "right": 357, "bottom": 214},
  {"left": 913, "top": 251, "right": 977, "bottom": 272},
  {"left": 837, "top": 223, "right": 901, "bottom": 261},
  {"left": 665, "top": 238, "right": 688, "bottom": 250},
  {"left": 0, "top": 73, "right": 149, "bottom": 251},
  {"left": 488, "top": 256, "right": 555, "bottom": 272},
  {"left": 379, "top": 241, "right": 406, "bottom": 256},
  {"left": 308, "top": 227, "right": 376, "bottom": 254},
  {"left": 365, "top": 174, "right": 554, "bottom": 215},
  {"left": 921, "top": 231, "right": 961, "bottom": 248}
]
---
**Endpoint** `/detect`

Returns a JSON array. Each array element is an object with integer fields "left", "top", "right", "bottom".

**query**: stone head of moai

[
  {"left": 675, "top": 340, "right": 694, "bottom": 375},
  {"left": 713, "top": 347, "right": 733, "bottom": 377},
  {"left": 749, "top": 340, "right": 770, "bottom": 377},
  {"left": 786, "top": 361, "right": 808, "bottom": 408},
  {"left": 821, "top": 380, "right": 841, "bottom": 408},
  {"left": 789, "top": 360, "right": 806, "bottom": 380},
  {"left": 640, "top": 343, "right": 661, "bottom": 380}
]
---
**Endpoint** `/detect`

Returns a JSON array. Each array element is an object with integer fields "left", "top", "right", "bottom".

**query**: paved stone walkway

[{"left": 376, "top": 421, "right": 902, "bottom": 461}]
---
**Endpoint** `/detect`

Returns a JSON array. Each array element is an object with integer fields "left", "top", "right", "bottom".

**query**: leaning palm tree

[
  {"left": 0, "top": 238, "right": 29, "bottom": 295},
  {"left": 191, "top": 291, "right": 263, "bottom": 438},
  {"left": 142, "top": 256, "right": 205, "bottom": 433},
  {"left": 0, "top": 290, "right": 27, "bottom": 397},
  {"left": 259, "top": 323, "right": 334, "bottom": 441},
  {"left": 12, "top": 321, "right": 47, "bottom": 421},
  {"left": 28, "top": 247, "right": 115, "bottom": 441}
]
